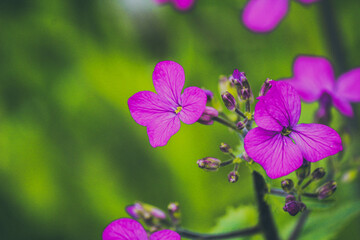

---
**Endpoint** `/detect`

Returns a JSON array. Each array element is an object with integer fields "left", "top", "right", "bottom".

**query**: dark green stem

[
  {"left": 235, "top": 108, "right": 246, "bottom": 118},
  {"left": 213, "top": 117, "right": 239, "bottom": 131},
  {"left": 253, "top": 171, "right": 280, "bottom": 240},
  {"left": 177, "top": 226, "right": 261, "bottom": 239},
  {"left": 301, "top": 179, "right": 314, "bottom": 190},
  {"left": 220, "top": 159, "right": 234, "bottom": 167},
  {"left": 288, "top": 210, "right": 311, "bottom": 240},
  {"left": 269, "top": 188, "right": 318, "bottom": 199}
]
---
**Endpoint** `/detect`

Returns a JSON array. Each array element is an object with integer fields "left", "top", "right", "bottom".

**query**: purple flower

[
  {"left": 282, "top": 56, "right": 360, "bottom": 117},
  {"left": 128, "top": 61, "right": 207, "bottom": 147},
  {"left": 103, "top": 218, "right": 180, "bottom": 240},
  {"left": 154, "top": 0, "right": 195, "bottom": 11},
  {"left": 242, "top": 0, "right": 320, "bottom": 33},
  {"left": 244, "top": 82, "right": 342, "bottom": 179}
]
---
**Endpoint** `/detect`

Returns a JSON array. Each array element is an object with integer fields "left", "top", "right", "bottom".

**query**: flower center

[
  {"left": 175, "top": 106, "right": 182, "bottom": 114},
  {"left": 281, "top": 127, "right": 292, "bottom": 136}
]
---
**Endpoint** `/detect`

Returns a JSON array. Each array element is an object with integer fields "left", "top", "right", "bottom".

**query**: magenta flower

[
  {"left": 282, "top": 56, "right": 360, "bottom": 117},
  {"left": 154, "top": 0, "right": 195, "bottom": 11},
  {"left": 244, "top": 82, "right": 342, "bottom": 179},
  {"left": 128, "top": 61, "right": 207, "bottom": 147},
  {"left": 242, "top": 0, "right": 320, "bottom": 33},
  {"left": 103, "top": 218, "right": 180, "bottom": 240}
]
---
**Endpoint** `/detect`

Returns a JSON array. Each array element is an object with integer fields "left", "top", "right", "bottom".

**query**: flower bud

[
  {"left": 168, "top": 202, "right": 181, "bottom": 225},
  {"left": 219, "top": 142, "right": 232, "bottom": 153},
  {"left": 126, "top": 202, "right": 166, "bottom": 220},
  {"left": 236, "top": 120, "right": 246, "bottom": 130},
  {"left": 197, "top": 157, "right": 221, "bottom": 171},
  {"left": 202, "top": 88, "right": 214, "bottom": 103},
  {"left": 221, "top": 91, "right": 236, "bottom": 111},
  {"left": 311, "top": 168, "right": 326, "bottom": 180},
  {"left": 168, "top": 202, "right": 179, "bottom": 213},
  {"left": 283, "top": 201, "right": 306, "bottom": 216},
  {"left": 198, "top": 106, "right": 218, "bottom": 125},
  {"left": 240, "top": 87, "right": 252, "bottom": 100},
  {"left": 230, "top": 69, "right": 247, "bottom": 86},
  {"left": 281, "top": 179, "right": 294, "bottom": 192},
  {"left": 296, "top": 160, "right": 311, "bottom": 180},
  {"left": 228, "top": 171, "right": 239, "bottom": 183},
  {"left": 285, "top": 195, "right": 296, "bottom": 203},
  {"left": 317, "top": 181, "right": 337, "bottom": 200},
  {"left": 259, "top": 78, "right": 273, "bottom": 97}
]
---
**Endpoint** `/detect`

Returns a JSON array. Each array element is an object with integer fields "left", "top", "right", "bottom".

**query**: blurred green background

[{"left": 0, "top": 0, "right": 359, "bottom": 239}]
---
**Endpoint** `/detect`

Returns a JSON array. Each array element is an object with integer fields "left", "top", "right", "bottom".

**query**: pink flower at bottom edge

[
  {"left": 244, "top": 81, "right": 342, "bottom": 179},
  {"left": 103, "top": 218, "right": 180, "bottom": 240},
  {"left": 242, "top": 0, "right": 321, "bottom": 33},
  {"left": 128, "top": 61, "right": 207, "bottom": 148},
  {"left": 153, "top": 0, "right": 195, "bottom": 11},
  {"left": 282, "top": 55, "right": 360, "bottom": 117}
]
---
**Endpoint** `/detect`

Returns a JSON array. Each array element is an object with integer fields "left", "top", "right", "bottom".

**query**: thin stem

[
  {"left": 213, "top": 117, "right": 239, "bottom": 131},
  {"left": 177, "top": 226, "right": 261, "bottom": 240},
  {"left": 269, "top": 188, "right": 318, "bottom": 199},
  {"left": 253, "top": 171, "right": 280, "bottom": 240},
  {"left": 220, "top": 159, "right": 234, "bottom": 167},
  {"left": 301, "top": 179, "right": 314, "bottom": 190},
  {"left": 288, "top": 210, "right": 311, "bottom": 240},
  {"left": 235, "top": 108, "right": 246, "bottom": 118}
]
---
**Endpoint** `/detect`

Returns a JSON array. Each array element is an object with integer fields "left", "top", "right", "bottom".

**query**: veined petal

[
  {"left": 179, "top": 87, "right": 207, "bottom": 124},
  {"left": 153, "top": 61, "right": 185, "bottom": 105},
  {"left": 255, "top": 81, "right": 301, "bottom": 131},
  {"left": 297, "top": 0, "right": 320, "bottom": 4},
  {"left": 331, "top": 93, "right": 354, "bottom": 117},
  {"left": 244, "top": 127, "right": 303, "bottom": 179},
  {"left": 242, "top": 0, "right": 289, "bottom": 33},
  {"left": 102, "top": 218, "right": 148, "bottom": 240},
  {"left": 147, "top": 114, "right": 181, "bottom": 147},
  {"left": 335, "top": 68, "right": 360, "bottom": 102},
  {"left": 128, "top": 91, "right": 173, "bottom": 126},
  {"left": 284, "top": 56, "right": 335, "bottom": 102},
  {"left": 290, "top": 123, "right": 343, "bottom": 162},
  {"left": 173, "top": 0, "right": 195, "bottom": 10},
  {"left": 150, "top": 230, "right": 181, "bottom": 240}
]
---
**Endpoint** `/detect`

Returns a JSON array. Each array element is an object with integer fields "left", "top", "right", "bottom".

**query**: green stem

[
  {"left": 288, "top": 210, "right": 311, "bottom": 240},
  {"left": 213, "top": 117, "right": 239, "bottom": 132},
  {"left": 177, "top": 226, "right": 261, "bottom": 239}
]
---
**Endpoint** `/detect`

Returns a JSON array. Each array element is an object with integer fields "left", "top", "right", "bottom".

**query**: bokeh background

[{"left": 0, "top": 0, "right": 359, "bottom": 239}]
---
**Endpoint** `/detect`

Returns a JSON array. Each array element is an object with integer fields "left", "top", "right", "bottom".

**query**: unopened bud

[
  {"left": 219, "top": 142, "right": 232, "bottom": 153},
  {"left": 168, "top": 202, "right": 180, "bottom": 225},
  {"left": 197, "top": 157, "right": 221, "bottom": 171},
  {"left": 259, "top": 78, "right": 273, "bottom": 97},
  {"left": 168, "top": 202, "right": 179, "bottom": 213},
  {"left": 230, "top": 69, "right": 247, "bottom": 86},
  {"left": 285, "top": 195, "right": 296, "bottom": 203},
  {"left": 221, "top": 91, "right": 236, "bottom": 111},
  {"left": 126, "top": 202, "right": 166, "bottom": 220},
  {"left": 198, "top": 106, "right": 218, "bottom": 125},
  {"left": 202, "top": 89, "right": 214, "bottom": 103},
  {"left": 228, "top": 171, "right": 239, "bottom": 183},
  {"left": 240, "top": 87, "right": 252, "bottom": 100},
  {"left": 296, "top": 160, "right": 311, "bottom": 180},
  {"left": 236, "top": 118, "right": 248, "bottom": 130},
  {"left": 312, "top": 168, "right": 326, "bottom": 180},
  {"left": 283, "top": 201, "right": 301, "bottom": 216},
  {"left": 317, "top": 181, "right": 337, "bottom": 200},
  {"left": 281, "top": 179, "right": 294, "bottom": 192}
]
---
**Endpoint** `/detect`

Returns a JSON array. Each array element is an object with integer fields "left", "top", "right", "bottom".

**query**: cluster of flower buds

[
  {"left": 283, "top": 195, "right": 306, "bottom": 216},
  {"left": 229, "top": 70, "right": 253, "bottom": 102}
]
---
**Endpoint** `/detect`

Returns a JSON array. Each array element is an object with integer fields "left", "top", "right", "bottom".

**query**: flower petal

[
  {"left": 128, "top": 91, "right": 173, "bottom": 126},
  {"left": 178, "top": 87, "right": 207, "bottom": 124},
  {"left": 147, "top": 114, "right": 181, "bottom": 147},
  {"left": 242, "top": 0, "right": 289, "bottom": 33},
  {"left": 290, "top": 123, "right": 343, "bottom": 162},
  {"left": 255, "top": 81, "right": 301, "bottom": 131},
  {"left": 150, "top": 230, "right": 181, "bottom": 240},
  {"left": 153, "top": 61, "right": 185, "bottom": 105},
  {"left": 297, "top": 0, "right": 320, "bottom": 4},
  {"left": 244, "top": 127, "right": 303, "bottom": 179},
  {"left": 102, "top": 218, "right": 148, "bottom": 240},
  {"left": 284, "top": 56, "right": 335, "bottom": 102},
  {"left": 335, "top": 68, "right": 360, "bottom": 102},
  {"left": 331, "top": 93, "right": 354, "bottom": 117},
  {"left": 173, "top": 0, "right": 195, "bottom": 11}
]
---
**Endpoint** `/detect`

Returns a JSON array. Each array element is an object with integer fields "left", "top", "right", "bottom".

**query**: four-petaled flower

[
  {"left": 103, "top": 218, "right": 180, "bottom": 240},
  {"left": 128, "top": 61, "right": 207, "bottom": 147},
  {"left": 282, "top": 55, "right": 360, "bottom": 117},
  {"left": 153, "top": 0, "right": 195, "bottom": 11},
  {"left": 244, "top": 81, "right": 342, "bottom": 179},
  {"left": 242, "top": 0, "right": 320, "bottom": 33}
]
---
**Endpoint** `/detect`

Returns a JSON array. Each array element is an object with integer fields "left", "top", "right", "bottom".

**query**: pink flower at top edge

[
  {"left": 282, "top": 55, "right": 360, "bottom": 117},
  {"left": 103, "top": 218, "right": 180, "bottom": 240},
  {"left": 242, "top": 0, "right": 321, "bottom": 33},
  {"left": 244, "top": 81, "right": 342, "bottom": 179},
  {"left": 153, "top": 0, "right": 195, "bottom": 11},
  {"left": 128, "top": 61, "right": 207, "bottom": 148}
]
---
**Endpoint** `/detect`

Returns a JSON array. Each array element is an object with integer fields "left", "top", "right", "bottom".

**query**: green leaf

[
  {"left": 282, "top": 201, "right": 360, "bottom": 240},
  {"left": 210, "top": 205, "right": 262, "bottom": 240}
]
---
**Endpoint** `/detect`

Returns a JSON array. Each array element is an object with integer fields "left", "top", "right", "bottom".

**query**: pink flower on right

[
  {"left": 244, "top": 82, "right": 342, "bottom": 179},
  {"left": 283, "top": 56, "right": 360, "bottom": 117},
  {"left": 242, "top": 0, "right": 321, "bottom": 33}
]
